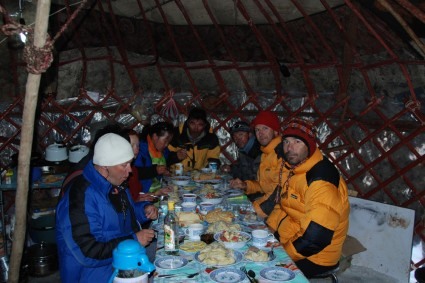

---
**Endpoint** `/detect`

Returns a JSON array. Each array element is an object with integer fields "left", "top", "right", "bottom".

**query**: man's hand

[
  {"left": 220, "top": 164, "right": 231, "bottom": 173},
  {"left": 136, "top": 229, "right": 155, "bottom": 246},
  {"left": 155, "top": 186, "right": 172, "bottom": 196},
  {"left": 176, "top": 149, "right": 187, "bottom": 161},
  {"left": 229, "top": 178, "right": 247, "bottom": 190},
  {"left": 144, "top": 204, "right": 158, "bottom": 220},
  {"left": 137, "top": 193, "right": 156, "bottom": 202}
]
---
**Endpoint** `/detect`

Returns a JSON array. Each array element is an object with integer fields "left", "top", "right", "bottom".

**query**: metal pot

[
  {"left": 45, "top": 143, "right": 68, "bottom": 162},
  {"left": 27, "top": 243, "right": 58, "bottom": 277},
  {"left": 69, "top": 145, "right": 89, "bottom": 163}
]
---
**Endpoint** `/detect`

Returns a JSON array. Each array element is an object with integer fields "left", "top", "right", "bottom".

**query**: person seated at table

[
  {"left": 56, "top": 133, "right": 156, "bottom": 283},
  {"left": 134, "top": 121, "right": 185, "bottom": 197},
  {"left": 168, "top": 107, "right": 221, "bottom": 171},
  {"left": 221, "top": 121, "right": 261, "bottom": 181},
  {"left": 229, "top": 111, "right": 282, "bottom": 218},
  {"left": 266, "top": 118, "right": 350, "bottom": 278}
]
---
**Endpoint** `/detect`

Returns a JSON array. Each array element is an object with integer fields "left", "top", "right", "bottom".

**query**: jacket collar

[
  {"left": 261, "top": 136, "right": 282, "bottom": 154},
  {"left": 284, "top": 148, "right": 323, "bottom": 174},
  {"left": 83, "top": 161, "right": 113, "bottom": 196}
]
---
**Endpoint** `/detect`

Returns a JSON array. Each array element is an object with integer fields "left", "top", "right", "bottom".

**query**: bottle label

[{"left": 164, "top": 224, "right": 176, "bottom": 251}]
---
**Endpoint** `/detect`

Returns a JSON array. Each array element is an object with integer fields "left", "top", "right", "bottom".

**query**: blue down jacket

[{"left": 56, "top": 161, "right": 150, "bottom": 283}]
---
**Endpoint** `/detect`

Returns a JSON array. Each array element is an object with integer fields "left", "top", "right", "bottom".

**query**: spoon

[{"left": 248, "top": 270, "right": 257, "bottom": 282}]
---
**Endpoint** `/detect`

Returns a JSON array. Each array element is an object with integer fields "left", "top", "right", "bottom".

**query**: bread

[
  {"left": 244, "top": 246, "right": 269, "bottom": 262},
  {"left": 206, "top": 221, "right": 241, "bottom": 234},
  {"left": 177, "top": 212, "right": 202, "bottom": 227},
  {"left": 205, "top": 208, "right": 234, "bottom": 223},
  {"left": 180, "top": 241, "right": 206, "bottom": 252}
]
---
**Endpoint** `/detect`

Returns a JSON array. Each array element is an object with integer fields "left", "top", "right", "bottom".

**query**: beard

[{"left": 284, "top": 152, "right": 300, "bottom": 165}]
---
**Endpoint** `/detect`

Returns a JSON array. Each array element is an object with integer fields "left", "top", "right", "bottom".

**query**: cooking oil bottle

[{"left": 163, "top": 201, "right": 179, "bottom": 255}]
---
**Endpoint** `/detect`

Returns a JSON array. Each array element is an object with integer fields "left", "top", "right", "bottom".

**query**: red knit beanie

[
  {"left": 251, "top": 111, "right": 280, "bottom": 131},
  {"left": 281, "top": 118, "right": 317, "bottom": 157}
]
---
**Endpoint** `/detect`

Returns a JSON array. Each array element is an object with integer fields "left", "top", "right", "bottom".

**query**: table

[
  {"left": 0, "top": 171, "right": 65, "bottom": 256},
  {"left": 151, "top": 178, "right": 309, "bottom": 283}
]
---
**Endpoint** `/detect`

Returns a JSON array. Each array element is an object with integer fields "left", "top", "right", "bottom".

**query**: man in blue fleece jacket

[{"left": 56, "top": 133, "right": 156, "bottom": 282}]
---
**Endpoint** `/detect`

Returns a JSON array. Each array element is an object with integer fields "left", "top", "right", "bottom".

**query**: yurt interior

[{"left": 0, "top": 0, "right": 424, "bottom": 282}]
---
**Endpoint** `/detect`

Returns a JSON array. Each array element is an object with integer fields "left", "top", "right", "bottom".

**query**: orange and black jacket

[
  {"left": 168, "top": 121, "right": 220, "bottom": 170},
  {"left": 266, "top": 148, "right": 350, "bottom": 267}
]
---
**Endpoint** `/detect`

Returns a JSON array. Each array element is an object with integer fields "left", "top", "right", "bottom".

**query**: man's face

[
  {"left": 282, "top": 136, "right": 309, "bottom": 165},
  {"left": 152, "top": 132, "right": 173, "bottom": 152},
  {"left": 254, "top": 124, "right": 276, "bottom": 146},
  {"left": 187, "top": 119, "right": 206, "bottom": 138},
  {"left": 129, "top": 134, "right": 140, "bottom": 158},
  {"left": 232, "top": 131, "right": 250, "bottom": 149},
  {"left": 106, "top": 161, "right": 132, "bottom": 186}
]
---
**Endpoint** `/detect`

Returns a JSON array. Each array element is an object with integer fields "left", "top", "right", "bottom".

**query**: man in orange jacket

[
  {"left": 266, "top": 118, "right": 350, "bottom": 278},
  {"left": 229, "top": 110, "right": 282, "bottom": 218}
]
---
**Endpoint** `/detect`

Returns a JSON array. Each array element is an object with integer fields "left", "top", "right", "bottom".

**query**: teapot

[{"left": 108, "top": 240, "right": 155, "bottom": 283}]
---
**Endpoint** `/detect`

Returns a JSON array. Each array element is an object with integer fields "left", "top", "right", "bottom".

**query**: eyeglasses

[{"left": 231, "top": 123, "right": 250, "bottom": 131}]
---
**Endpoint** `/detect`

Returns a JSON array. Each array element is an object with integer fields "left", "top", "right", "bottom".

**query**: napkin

[{"left": 227, "top": 195, "right": 247, "bottom": 201}]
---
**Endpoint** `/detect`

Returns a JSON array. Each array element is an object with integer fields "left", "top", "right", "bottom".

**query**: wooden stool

[{"left": 310, "top": 267, "right": 339, "bottom": 283}]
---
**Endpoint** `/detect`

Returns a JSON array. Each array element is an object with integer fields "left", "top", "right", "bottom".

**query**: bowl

[
  {"left": 172, "top": 176, "right": 191, "bottom": 186},
  {"left": 181, "top": 202, "right": 197, "bottom": 212},
  {"left": 200, "top": 194, "right": 223, "bottom": 205},
  {"left": 214, "top": 231, "right": 251, "bottom": 249},
  {"left": 45, "top": 143, "right": 68, "bottom": 162},
  {"left": 182, "top": 193, "right": 197, "bottom": 202}
]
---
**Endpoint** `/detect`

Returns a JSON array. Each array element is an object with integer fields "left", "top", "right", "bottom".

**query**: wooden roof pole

[{"left": 9, "top": 0, "right": 51, "bottom": 282}]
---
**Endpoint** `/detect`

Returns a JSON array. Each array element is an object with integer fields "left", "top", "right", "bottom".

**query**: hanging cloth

[{"left": 147, "top": 135, "right": 166, "bottom": 192}]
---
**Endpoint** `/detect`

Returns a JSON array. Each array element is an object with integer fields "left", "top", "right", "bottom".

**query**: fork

[
  {"left": 157, "top": 271, "right": 199, "bottom": 278},
  {"left": 240, "top": 266, "right": 255, "bottom": 283}
]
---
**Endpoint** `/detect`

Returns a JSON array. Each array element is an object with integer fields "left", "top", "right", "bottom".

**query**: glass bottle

[{"left": 163, "top": 201, "right": 179, "bottom": 255}]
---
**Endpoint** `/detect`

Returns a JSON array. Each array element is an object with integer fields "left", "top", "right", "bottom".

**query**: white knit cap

[{"left": 93, "top": 133, "right": 134, "bottom": 166}]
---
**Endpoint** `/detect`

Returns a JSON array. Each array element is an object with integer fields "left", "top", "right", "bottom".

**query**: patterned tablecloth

[{"left": 151, "top": 177, "right": 309, "bottom": 283}]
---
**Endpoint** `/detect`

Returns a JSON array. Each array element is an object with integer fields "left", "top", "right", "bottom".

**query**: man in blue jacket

[{"left": 56, "top": 133, "right": 156, "bottom": 283}]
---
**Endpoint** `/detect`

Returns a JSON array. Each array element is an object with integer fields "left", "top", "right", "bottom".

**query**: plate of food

[
  {"left": 209, "top": 268, "right": 246, "bottom": 283},
  {"left": 171, "top": 176, "right": 191, "bottom": 186},
  {"left": 195, "top": 179, "right": 222, "bottom": 189},
  {"left": 154, "top": 256, "right": 189, "bottom": 269},
  {"left": 214, "top": 230, "right": 251, "bottom": 249},
  {"left": 180, "top": 241, "right": 207, "bottom": 253},
  {"left": 194, "top": 242, "right": 243, "bottom": 266},
  {"left": 244, "top": 246, "right": 276, "bottom": 262},
  {"left": 200, "top": 192, "right": 223, "bottom": 205}
]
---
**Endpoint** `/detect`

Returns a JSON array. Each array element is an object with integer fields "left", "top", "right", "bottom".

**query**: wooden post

[{"left": 8, "top": 0, "right": 52, "bottom": 282}]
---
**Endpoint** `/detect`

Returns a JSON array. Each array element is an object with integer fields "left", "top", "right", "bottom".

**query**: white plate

[
  {"left": 224, "top": 189, "right": 244, "bottom": 198},
  {"left": 259, "top": 267, "right": 295, "bottom": 281},
  {"left": 194, "top": 250, "right": 243, "bottom": 266},
  {"left": 154, "top": 256, "right": 189, "bottom": 269},
  {"left": 195, "top": 179, "right": 222, "bottom": 188},
  {"left": 210, "top": 268, "right": 246, "bottom": 283}
]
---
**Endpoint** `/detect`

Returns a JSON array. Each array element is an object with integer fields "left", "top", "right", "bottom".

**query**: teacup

[
  {"left": 199, "top": 202, "right": 215, "bottom": 215},
  {"left": 182, "top": 193, "right": 197, "bottom": 203},
  {"left": 184, "top": 223, "right": 204, "bottom": 240},
  {"left": 251, "top": 229, "right": 274, "bottom": 248},
  {"left": 181, "top": 202, "right": 197, "bottom": 212}
]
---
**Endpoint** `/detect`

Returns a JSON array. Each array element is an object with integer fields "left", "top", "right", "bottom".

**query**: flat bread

[
  {"left": 205, "top": 208, "right": 234, "bottom": 223},
  {"left": 177, "top": 212, "right": 202, "bottom": 227},
  {"left": 180, "top": 241, "right": 206, "bottom": 252}
]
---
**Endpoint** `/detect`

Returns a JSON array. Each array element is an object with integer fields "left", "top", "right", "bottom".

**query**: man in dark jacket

[
  {"left": 56, "top": 133, "right": 155, "bottom": 283},
  {"left": 223, "top": 121, "right": 261, "bottom": 180},
  {"left": 169, "top": 107, "right": 220, "bottom": 170}
]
